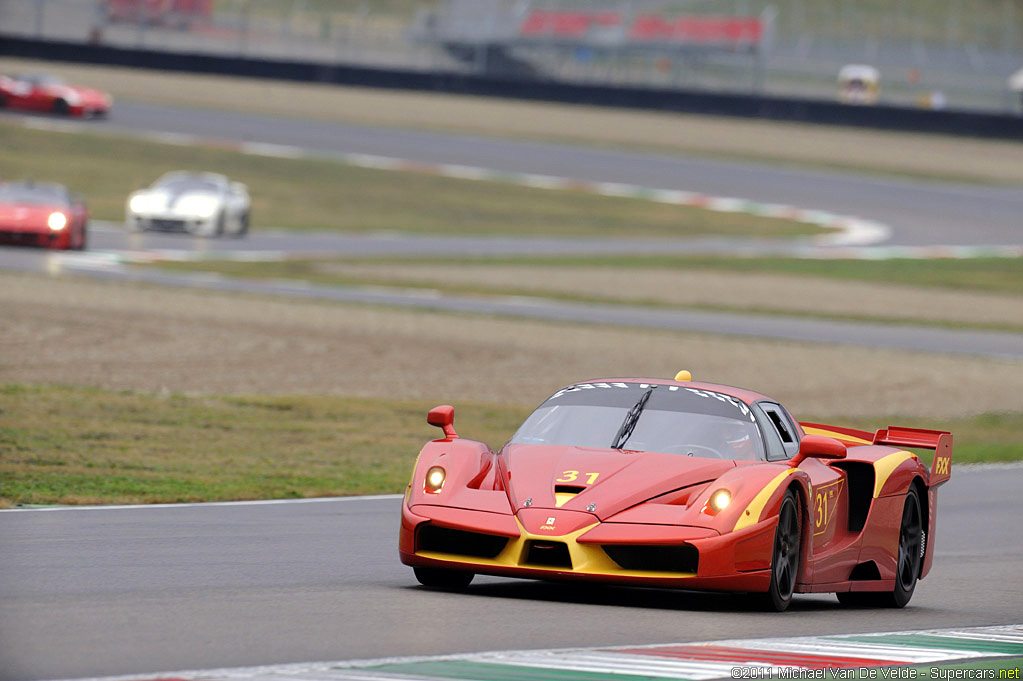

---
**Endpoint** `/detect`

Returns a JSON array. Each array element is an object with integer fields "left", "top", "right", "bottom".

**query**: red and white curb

[
  {"left": 43, "top": 624, "right": 1023, "bottom": 681},
  {"left": 21, "top": 117, "right": 888, "bottom": 248}
]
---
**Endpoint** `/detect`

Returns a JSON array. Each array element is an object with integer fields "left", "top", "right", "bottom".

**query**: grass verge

[
  {"left": 2, "top": 384, "right": 1019, "bottom": 507},
  {"left": 0, "top": 119, "right": 817, "bottom": 239},
  {"left": 314, "top": 254, "right": 1023, "bottom": 295}
]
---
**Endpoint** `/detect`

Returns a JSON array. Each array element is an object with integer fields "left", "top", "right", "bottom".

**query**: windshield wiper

[{"left": 610, "top": 388, "right": 654, "bottom": 450}]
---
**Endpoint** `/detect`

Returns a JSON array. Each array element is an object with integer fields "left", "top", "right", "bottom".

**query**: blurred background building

[{"left": 1, "top": 0, "right": 1021, "bottom": 112}]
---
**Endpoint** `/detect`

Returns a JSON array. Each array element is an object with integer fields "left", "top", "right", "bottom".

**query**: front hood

[
  {"left": 131, "top": 190, "right": 220, "bottom": 216},
  {"left": 57, "top": 85, "right": 109, "bottom": 106},
  {"left": 500, "top": 444, "right": 734, "bottom": 520},
  {"left": 0, "top": 202, "right": 60, "bottom": 230}
]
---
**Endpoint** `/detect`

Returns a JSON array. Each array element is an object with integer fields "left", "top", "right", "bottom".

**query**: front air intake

[
  {"left": 603, "top": 544, "right": 699, "bottom": 573},
  {"left": 417, "top": 525, "right": 508, "bottom": 559},
  {"left": 524, "top": 540, "right": 573, "bottom": 568}
]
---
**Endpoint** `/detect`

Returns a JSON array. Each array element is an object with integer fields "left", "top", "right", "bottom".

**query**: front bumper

[
  {"left": 129, "top": 212, "right": 216, "bottom": 234},
  {"left": 399, "top": 502, "right": 775, "bottom": 592},
  {"left": 0, "top": 227, "right": 70, "bottom": 249}
]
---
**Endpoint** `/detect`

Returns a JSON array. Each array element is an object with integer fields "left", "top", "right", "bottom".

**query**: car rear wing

[
  {"left": 801, "top": 422, "right": 952, "bottom": 487},
  {"left": 873, "top": 426, "right": 953, "bottom": 487}
]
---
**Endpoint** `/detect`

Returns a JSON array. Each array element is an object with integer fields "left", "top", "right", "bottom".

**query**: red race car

[
  {"left": 400, "top": 372, "right": 952, "bottom": 611},
  {"left": 0, "top": 74, "right": 112, "bottom": 117},
  {"left": 0, "top": 182, "right": 88, "bottom": 250}
]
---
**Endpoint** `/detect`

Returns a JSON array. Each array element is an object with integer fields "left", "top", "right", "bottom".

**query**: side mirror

[
  {"left": 789, "top": 435, "right": 846, "bottom": 468},
  {"left": 427, "top": 404, "right": 458, "bottom": 439}
]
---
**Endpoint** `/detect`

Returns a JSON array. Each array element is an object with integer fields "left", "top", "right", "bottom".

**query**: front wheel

[
  {"left": 413, "top": 567, "right": 474, "bottom": 591},
  {"left": 759, "top": 490, "right": 801, "bottom": 612},
  {"left": 53, "top": 98, "right": 70, "bottom": 115}
]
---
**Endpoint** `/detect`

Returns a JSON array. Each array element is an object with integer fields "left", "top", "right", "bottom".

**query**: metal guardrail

[
  {"left": 1, "top": 35, "right": 1020, "bottom": 140},
  {"left": 1, "top": 0, "right": 1022, "bottom": 113}
]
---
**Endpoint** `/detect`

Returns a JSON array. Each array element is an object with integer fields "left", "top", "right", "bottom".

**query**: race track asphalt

[
  {"left": 6, "top": 101, "right": 1023, "bottom": 249},
  {"left": 3, "top": 245, "right": 1022, "bottom": 358},
  {"left": 1, "top": 466, "right": 1020, "bottom": 681}
]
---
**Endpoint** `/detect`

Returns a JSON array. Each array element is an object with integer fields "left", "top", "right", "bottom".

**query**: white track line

[{"left": 0, "top": 494, "right": 402, "bottom": 513}]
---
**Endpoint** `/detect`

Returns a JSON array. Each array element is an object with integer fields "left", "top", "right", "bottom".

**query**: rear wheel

[
  {"left": 70, "top": 223, "right": 87, "bottom": 251},
  {"left": 53, "top": 98, "right": 70, "bottom": 115},
  {"left": 759, "top": 490, "right": 801, "bottom": 612},
  {"left": 413, "top": 567, "right": 474, "bottom": 591},
  {"left": 837, "top": 487, "right": 922, "bottom": 608}
]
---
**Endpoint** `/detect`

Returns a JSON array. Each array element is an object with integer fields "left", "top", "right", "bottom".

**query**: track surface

[
  {"left": 3, "top": 245, "right": 1022, "bottom": 358},
  {"left": 1, "top": 467, "right": 1021, "bottom": 681},
  {"left": 7, "top": 102, "right": 1023, "bottom": 249}
]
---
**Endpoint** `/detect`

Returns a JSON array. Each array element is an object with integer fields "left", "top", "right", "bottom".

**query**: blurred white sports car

[{"left": 127, "top": 172, "right": 250, "bottom": 237}]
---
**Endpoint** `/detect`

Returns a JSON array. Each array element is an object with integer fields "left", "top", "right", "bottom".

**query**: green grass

[
  {"left": 0, "top": 384, "right": 530, "bottom": 507},
  {"left": 0, "top": 120, "right": 816, "bottom": 239},
  {"left": 1, "top": 384, "right": 1019, "bottom": 507},
  {"left": 327, "top": 254, "right": 1023, "bottom": 296}
]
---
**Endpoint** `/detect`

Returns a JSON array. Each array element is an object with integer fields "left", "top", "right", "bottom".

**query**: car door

[{"left": 754, "top": 401, "right": 854, "bottom": 584}]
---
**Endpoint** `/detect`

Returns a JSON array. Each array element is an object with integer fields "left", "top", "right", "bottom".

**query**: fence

[{"left": 1, "top": 0, "right": 1021, "bottom": 112}]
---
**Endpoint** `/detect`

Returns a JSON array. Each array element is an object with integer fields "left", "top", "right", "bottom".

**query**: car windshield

[
  {"left": 22, "top": 74, "right": 63, "bottom": 87},
  {"left": 154, "top": 177, "right": 223, "bottom": 193},
  {"left": 0, "top": 183, "right": 68, "bottom": 206},
  {"left": 510, "top": 382, "right": 764, "bottom": 460}
]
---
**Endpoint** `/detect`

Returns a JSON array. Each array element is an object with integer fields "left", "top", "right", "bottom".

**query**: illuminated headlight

[
  {"left": 47, "top": 212, "right": 68, "bottom": 232},
  {"left": 708, "top": 489, "right": 732, "bottom": 513},
  {"left": 129, "top": 194, "right": 155, "bottom": 214},
  {"left": 177, "top": 195, "right": 219, "bottom": 219},
  {"left": 424, "top": 466, "right": 446, "bottom": 493}
]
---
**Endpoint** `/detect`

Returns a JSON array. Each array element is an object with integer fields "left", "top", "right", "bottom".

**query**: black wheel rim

[
  {"left": 897, "top": 493, "right": 923, "bottom": 590},
  {"left": 775, "top": 499, "right": 799, "bottom": 599}
]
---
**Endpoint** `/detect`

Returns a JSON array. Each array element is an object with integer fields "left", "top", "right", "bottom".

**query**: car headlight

[
  {"left": 129, "top": 194, "right": 154, "bottom": 214},
  {"left": 706, "top": 489, "right": 732, "bottom": 514},
  {"left": 177, "top": 196, "right": 219, "bottom": 219},
  {"left": 47, "top": 212, "right": 68, "bottom": 232},
  {"left": 424, "top": 466, "right": 446, "bottom": 494}
]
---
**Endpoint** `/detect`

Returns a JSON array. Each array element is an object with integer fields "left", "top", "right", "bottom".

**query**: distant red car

[
  {"left": 0, "top": 182, "right": 88, "bottom": 250},
  {"left": 0, "top": 74, "right": 112, "bottom": 117},
  {"left": 400, "top": 372, "right": 952, "bottom": 611}
]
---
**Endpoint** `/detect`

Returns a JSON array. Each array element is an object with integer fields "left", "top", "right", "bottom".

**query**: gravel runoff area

[
  {"left": 3, "top": 272, "right": 1022, "bottom": 419},
  {"left": 315, "top": 262, "right": 1023, "bottom": 330},
  {"left": 2, "top": 57, "right": 1021, "bottom": 186}
]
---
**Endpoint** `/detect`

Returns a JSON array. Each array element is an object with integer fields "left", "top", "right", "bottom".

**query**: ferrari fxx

[{"left": 400, "top": 373, "right": 952, "bottom": 611}]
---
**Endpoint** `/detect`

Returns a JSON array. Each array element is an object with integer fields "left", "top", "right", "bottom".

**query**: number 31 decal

[{"left": 556, "top": 470, "right": 600, "bottom": 485}]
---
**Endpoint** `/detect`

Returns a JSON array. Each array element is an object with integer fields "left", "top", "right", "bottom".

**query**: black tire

[
  {"left": 837, "top": 487, "right": 923, "bottom": 609},
  {"left": 890, "top": 487, "right": 924, "bottom": 607},
  {"left": 214, "top": 210, "right": 226, "bottom": 237},
  {"left": 234, "top": 212, "right": 250, "bottom": 238},
  {"left": 53, "top": 98, "right": 70, "bottom": 116},
  {"left": 72, "top": 224, "right": 87, "bottom": 251},
  {"left": 413, "top": 567, "right": 474, "bottom": 590},
  {"left": 0, "top": 93, "right": 7, "bottom": 108},
  {"left": 759, "top": 490, "right": 801, "bottom": 612}
]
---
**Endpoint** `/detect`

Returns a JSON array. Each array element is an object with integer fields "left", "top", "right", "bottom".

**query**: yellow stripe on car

[
  {"left": 802, "top": 426, "right": 871, "bottom": 445},
  {"left": 872, "top": 450, "right": 917, "bottom": 497},
  {"left": 734, "top": 469, "right": 797, "bottom": 532}
]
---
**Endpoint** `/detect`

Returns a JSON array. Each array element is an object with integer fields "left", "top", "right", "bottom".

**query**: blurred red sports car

[
  {"left": 0, "top": 182, "right": 88, "bottom": 250},
  {"left": 0, "top": 74, "right": 112, "bottom": 117}
]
